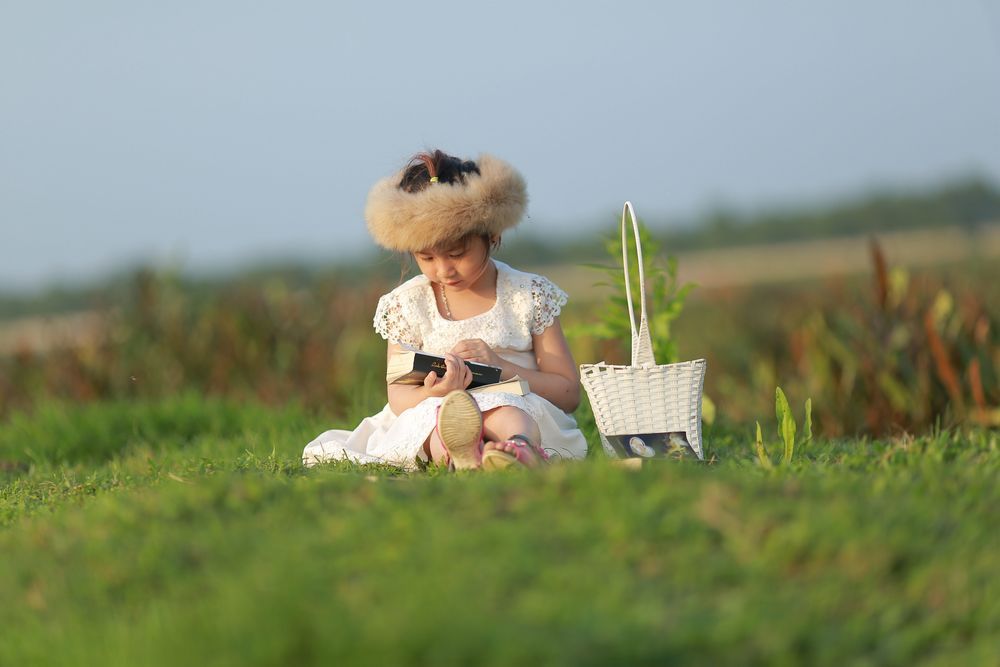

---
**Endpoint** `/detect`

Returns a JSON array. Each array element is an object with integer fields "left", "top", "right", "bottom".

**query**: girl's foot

[
  {"left": 435, "top": 390, "right": 484, "bottom": 470},
  {"left": 481, "top": 435, "right": 549, "bottom": 470}
]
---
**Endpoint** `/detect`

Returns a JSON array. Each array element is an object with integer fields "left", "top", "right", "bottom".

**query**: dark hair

[
  {"left": 398, "top": 149, "right": 481, "bottom": 193},
  {"left": 395, "top": 150, "right": 497, "bottom": 281}
]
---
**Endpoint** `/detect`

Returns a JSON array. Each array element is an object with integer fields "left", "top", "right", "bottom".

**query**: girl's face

[{"left": 413, "top": 235, "right": 492, "bottom": 290}]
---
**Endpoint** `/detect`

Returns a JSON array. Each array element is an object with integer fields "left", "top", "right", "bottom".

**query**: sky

[{"left": 2, "top": 1, "right": 999, "bottom": 290}]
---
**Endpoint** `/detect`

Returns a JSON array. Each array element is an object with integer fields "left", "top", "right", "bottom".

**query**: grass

[{"left": 1, "top": 396, "right": 998, "bottom": 665}]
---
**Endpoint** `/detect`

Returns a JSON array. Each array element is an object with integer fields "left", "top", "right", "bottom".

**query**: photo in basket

[{"left": 605, "top": 432, "right": 698, "bottom": 460}]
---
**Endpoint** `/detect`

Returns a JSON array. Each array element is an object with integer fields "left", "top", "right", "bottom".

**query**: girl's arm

[
  {"left": 450, "top": 317, "right": 581, "bottom": 413},
  {"left": 386, "top": 342, "right": 473, "bottom": 415}
]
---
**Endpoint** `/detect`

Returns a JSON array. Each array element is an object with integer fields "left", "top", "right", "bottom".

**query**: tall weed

[
  {"left": 793, "top": 240, "right": 998, "bottom": 434},
  {"left": 753, "top": 386, "right": 813, "bottom": 467},
  {"left": 568, "top": 217, "right": 695, "bottom": 365}
]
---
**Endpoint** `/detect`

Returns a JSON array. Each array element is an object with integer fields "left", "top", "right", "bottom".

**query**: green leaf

[
  {"left": 701, "top": 394, "right": 716, "bottom": 425},
  {"left": 776, "top": 387, "right": 796, "bottom": 465},
  {"left": 675, "top": 283, "right": 697, "bottom": 300},
  {"left": 803, "top": 398, "right": 813, "bottom": 446},
  {"left": 877, "top": 371, "right": 911, "bottom": 412},
  {"left": 754, "top": 421, "right": 772, "bottom": 469}
]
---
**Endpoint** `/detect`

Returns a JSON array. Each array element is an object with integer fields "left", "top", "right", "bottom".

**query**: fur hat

[{"left": 365, "top": 154, "right": 527, "bottom": 252}]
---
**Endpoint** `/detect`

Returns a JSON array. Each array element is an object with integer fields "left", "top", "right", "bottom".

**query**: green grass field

[{"left": 2, "top": 395, "right": 997, "bottom": 666}]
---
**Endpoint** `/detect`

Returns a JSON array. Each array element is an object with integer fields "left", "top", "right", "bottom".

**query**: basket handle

[{"left": 621, "top": 201, "right": 656, "bottom": 367}]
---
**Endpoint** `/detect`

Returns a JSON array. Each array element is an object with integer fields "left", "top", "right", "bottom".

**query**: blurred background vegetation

[{"left": 1, "top": 176, "right": 998, "bottom": 437}]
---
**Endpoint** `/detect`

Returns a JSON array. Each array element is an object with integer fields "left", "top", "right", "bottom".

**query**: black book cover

[{"left": 388, "top": 351, "right": 502, "bottom": 389}]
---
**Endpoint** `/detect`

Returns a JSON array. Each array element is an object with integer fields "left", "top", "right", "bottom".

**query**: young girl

[{"left": 303, "top": 150, "right": 588, "bottom": 470}]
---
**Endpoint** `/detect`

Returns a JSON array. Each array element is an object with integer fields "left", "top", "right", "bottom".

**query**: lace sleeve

[
  {"left": 373, "top": 291, "right": 422, "bottom": 347},
  {"left": 530, "top": 275, "right": 569, "bottom": 335}
]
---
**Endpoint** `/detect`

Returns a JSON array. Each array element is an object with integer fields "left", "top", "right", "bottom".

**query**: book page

[{"left": 469, "top": 376, "right": 529, "bottom": 395}]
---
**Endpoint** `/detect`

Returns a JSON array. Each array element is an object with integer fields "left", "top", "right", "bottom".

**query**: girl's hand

[
  {"left": 423, "top": 352, "right": 472, "bottom": 397},
  {"left": 450, "top": 338, "right": 505, "bottom": 369}
]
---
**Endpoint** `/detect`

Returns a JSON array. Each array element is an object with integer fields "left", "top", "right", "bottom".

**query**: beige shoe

[
  {"left": 435, "top": 391, "right": 484, "bottom": 470},
  {"left": 481, "top": 435, "right": 549, "bottom": 471}
]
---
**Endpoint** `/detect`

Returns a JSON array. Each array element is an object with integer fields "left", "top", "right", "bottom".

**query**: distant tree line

[
  {"left": 2, "top": 177, "right": 998, "bottom": 319},
  {"left": 498, "top": 176, "right": 1000, "bottom": 265}
]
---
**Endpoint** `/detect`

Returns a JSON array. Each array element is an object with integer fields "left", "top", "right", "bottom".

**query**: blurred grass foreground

[
  {"left": 0, "top": 178, "right": 999, "bottom": 664},
  {"left": 0, "top": 400, "right": 997, "bottom": 665}
]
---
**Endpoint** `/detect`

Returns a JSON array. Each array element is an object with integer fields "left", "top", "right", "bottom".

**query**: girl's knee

[
  {"left": 484, "top": 405, "right": 529, "bottom": 419},
  {"left": 483, "top": 406, "right": 540, "bottom": 442},
  {"left": 483, "top": 405, "right": 534, "bottom": 428}
]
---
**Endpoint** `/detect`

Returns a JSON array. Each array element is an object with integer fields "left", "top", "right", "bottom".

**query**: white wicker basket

[{"left": 580, "top": 202, "right": 707, "bottom": 460}]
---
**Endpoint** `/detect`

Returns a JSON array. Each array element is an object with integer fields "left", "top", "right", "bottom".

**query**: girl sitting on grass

[{"left": 303, "top": 150, "right": 588, "bottom": 470}]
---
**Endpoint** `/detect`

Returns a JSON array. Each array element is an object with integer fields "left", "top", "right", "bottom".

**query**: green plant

[
  {"left": 753, "top": 387, "right": 813, "bottom": 468},
  {"left": 567, "top": 216, "right": 714, "bottom": 422},
  {"left": 569, "top": 217, "right": 695, "bottom": 365}
]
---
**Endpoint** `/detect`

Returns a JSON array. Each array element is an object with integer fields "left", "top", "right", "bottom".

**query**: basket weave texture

[{"left": 579, "top": 202, "right": 707, "bottom": 459}]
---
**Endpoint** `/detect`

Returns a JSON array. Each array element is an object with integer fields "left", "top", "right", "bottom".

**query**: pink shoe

[
  {"left": 435, "top": 390, "right": 484, "bottom": 470},
  {"left": 481, "top": 435, "right": 550, "bottom": 470}
]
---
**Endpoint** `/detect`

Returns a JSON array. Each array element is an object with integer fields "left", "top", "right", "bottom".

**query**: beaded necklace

[{"left": 438, "top": 283, "right": 453, "bottom": 320}]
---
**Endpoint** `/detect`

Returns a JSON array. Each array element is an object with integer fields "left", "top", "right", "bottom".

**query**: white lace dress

[{"left": 302, "top": 260, "right": 588, "bottom": 469}]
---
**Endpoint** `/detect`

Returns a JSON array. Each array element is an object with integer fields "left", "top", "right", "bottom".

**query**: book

[
  {"left": 386, "top": 350, "right": 503, "bottom": 389},
  {"left": 469, "top": 376, "right": 530, "bottom": 396}
]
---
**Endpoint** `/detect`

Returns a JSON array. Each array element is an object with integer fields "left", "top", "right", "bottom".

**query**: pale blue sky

[{"left": 2, "top": 1, "right": 999, "bottom": 289}]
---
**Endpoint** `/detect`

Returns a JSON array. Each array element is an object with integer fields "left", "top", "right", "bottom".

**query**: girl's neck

[{"left": 437, "top": 259, "right": 498, "bottom": 320}]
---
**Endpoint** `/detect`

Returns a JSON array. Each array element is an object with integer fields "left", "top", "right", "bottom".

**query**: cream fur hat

[{"left": 364, "top": 154, "right": 527, "bottom": 253}]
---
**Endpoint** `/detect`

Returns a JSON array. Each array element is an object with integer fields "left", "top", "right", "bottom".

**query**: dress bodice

[{"left": 373, "top": 260, "right": 567, "bottom": 370}]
